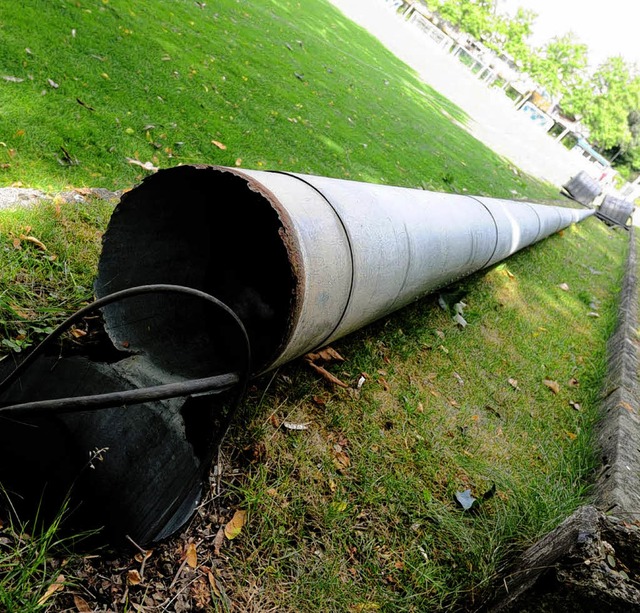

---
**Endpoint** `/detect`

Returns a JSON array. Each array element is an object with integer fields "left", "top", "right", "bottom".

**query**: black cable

[{"left": 0, "top": 284, "right": 252, "bottom": 415}]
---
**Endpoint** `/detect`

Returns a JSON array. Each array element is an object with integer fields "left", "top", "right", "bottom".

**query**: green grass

[
  {"left": 1, "top": 0, "right": 555, "bottom": 200},
  {"left": 0, "top": 195, "right": 113, "bottom": 354},
  {"left": 0, "top": 0, "right": 632, "bottom": 610},
  {"left": 0, "top": 496, "right": 70, "bottom": 613},
  {"left": 218, "top": 218, "right": 628, "bottom": 611}
]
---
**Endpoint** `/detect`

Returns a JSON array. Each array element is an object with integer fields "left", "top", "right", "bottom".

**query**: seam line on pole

[
  {"left": 466, "top": 195, "right": 501, "bottom": 269},
  {"left": 269, "top": 171, "right": 356, "bottom": 348}
]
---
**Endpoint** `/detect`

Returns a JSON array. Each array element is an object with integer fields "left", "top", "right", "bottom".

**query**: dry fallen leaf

[
  {"left": 185, "top": 542, "right": 198, "bottom": 569},
  {"left": 543, "top": 379, "right": 560, "bottom": 394},
  {"left": 224, "top": 510, "right": 247, "bottom": 540},
  {"left": 333, "top": 450, "right": 351, "bottom": 470},
  {"left": 127, "top": 569, "right": 142, "bottom": 585},
  {"left": 208, "top": 570, "right": 222, "bottom": 597},
  {"left": 312, "top": 395, "right": 327, "bottom": 407},
  {"left": 305, "top": 360, "right": 349, "bottom": 388},
  {"left": 568, "top": 377, "right": 579, "bottom": 387},
  {"left": 307, "top": 346, "right": 345, "bottom": 363},
  {"left": 20, "top": 235, "right": 47, "bottom": 251},
  {"left": 569, "top": 400, "right": 582, "bottom": 411},
  {"left": 453, "top": 313, "right": 467, "bottom": 328},
  {"left": 38, "top": 574, "right": 65, "bottom": 605},
  {"left": 73, "top": 594, "right": 93, "bottom": 612},
  {"left": 213, "top": 525, "right": 225, "bottom": 556},
  {"left": 508, "top": 378, "right": 519, "bottom": 390},
  {"left": 126, "top": 157, "right": 158, "bottom": 172},
  {"left": 70, "top": 327, "right": 87, "bottom": 338},
  {"left": 565, "top": 431, "right": 578, "bottom": 440},
  {"left": 559, "top": 283, "right": 570, "bottom": 291},
  {"left": 283, "top": 421, "right": 310, "bottom": 431},
  {"left": 619, "top": 401, "right": 635, "bottom": 413},
  {"left": 211, "top": 139, "right": 227, "bottom": 150}
]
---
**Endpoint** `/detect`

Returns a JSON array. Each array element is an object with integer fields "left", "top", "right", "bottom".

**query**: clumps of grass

[
  {"left": 219, "top": 218, "right": 628, "bottom": 611},
  {"left": 0, "top": 495, "right": 71, "bottom": 612},
  {"left": 0, "top": 195, "right": 112, "bottom": 358}
]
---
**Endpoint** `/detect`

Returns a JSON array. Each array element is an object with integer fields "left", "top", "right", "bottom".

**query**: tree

[
  {"left": 584, "top": 57, "right": 640, "bottom": 152},
  {"left": 500, "top": 8, "right": 536, "bottom": 66},
  {"left": 436, "top": 0, "right": 496, "bottom": 42},
  {"left": 526, "top": 33, "right": 589, "bottom": 99}
]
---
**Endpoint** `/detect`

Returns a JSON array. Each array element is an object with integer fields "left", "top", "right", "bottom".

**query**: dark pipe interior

[
  {"left": 96, "top": 165, "right": 295, "bottom": 374},
  {"left": 0, "top": 166, "right": 296, "bottom": 544}
]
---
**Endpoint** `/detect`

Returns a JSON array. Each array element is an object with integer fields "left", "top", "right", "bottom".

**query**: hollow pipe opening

[{"left": 96, "top": 165, "right": 298, "bottom": 374}]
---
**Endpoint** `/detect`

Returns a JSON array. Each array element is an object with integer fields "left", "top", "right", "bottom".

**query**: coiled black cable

[{"left": 0, "top": 284, "right": 252, "bottom": 415}]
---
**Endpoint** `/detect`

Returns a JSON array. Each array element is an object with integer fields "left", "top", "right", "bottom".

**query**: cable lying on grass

[{"left": 0, "top": 165, "right": 593, "bottom": 546}]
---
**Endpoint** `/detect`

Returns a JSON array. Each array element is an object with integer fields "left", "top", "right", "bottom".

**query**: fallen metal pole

[
  {"left": 0, "top": 165, "right": 594, "bottom": 545},
  {"left": 96, "top": 165, "right": 594, "bottom": 374}
]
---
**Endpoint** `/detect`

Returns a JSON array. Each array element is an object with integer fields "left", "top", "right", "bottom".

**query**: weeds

[{"left": 0, "top": 494, "right": 70, "bottom": 613}]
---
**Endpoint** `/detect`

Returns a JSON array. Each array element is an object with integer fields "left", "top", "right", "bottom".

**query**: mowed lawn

[
  {"left": 1, "top": 0, "right": 555, "bottom": 200},
  {"left": 0, "top": 1, "right": 631, "bottom": 611}
]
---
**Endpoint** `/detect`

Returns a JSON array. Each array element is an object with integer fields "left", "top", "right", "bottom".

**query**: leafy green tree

[
  {"left": 500, "top": 8, "right": 536, "bottom": 66},
  {"left": 436, "top": 0, "right": 496, "bottom": 42},
  {"left": 526, "top": 33, "right": 589, "bottom": 98},
  {"left": 585, "top": 57, "right": 640, "bottom": 151}
]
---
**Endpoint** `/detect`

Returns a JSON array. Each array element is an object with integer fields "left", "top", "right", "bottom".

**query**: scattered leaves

[
  {"left": 185, "top": 542, "right": 197, "bottom": 569},
  {"left": 37, "top": 574, "right": 65, "bottom": 605},
  {"left": 126, "top": 157, "right": 159, "bottom": 172},
  {"left": 508, "top": 378, "right": 519, "bottom": 390},
  {"left": 333, "top": 450, "right": 351, "bottom": 470},
  {"left": 224, "top": 510, "right": 247, "bottom": 540},
  {"left": 211, "top": 139, "right": 227, "bottom": 150},
  {"left": 69, "top": 327, "right": 87, "bottom": 338},
  {"left": 569, "top": 400, "right": 582, "bottom": 411},
  {"left": 127, "top": 569, "right": 142, "bottom": 585},
  {"left": 213, "top": 525, "right": 225, "bottom": 556},
  {"left": 619, "top": 401, "right": 635, "bottom": 413},
  {"left": 543, "top": 379, "right": 560, "bottom": 394},
  {"left": 283, "top": 421, "right": 310, "bottom": 431},
  {"left": 304, "top": 348, "right": 349, "bottom": 388},
  {"left": 73, "top": 595, "right": 92, "bottom": 612},
  {"left": 454, "top": 489, "right": 476, "bottom": 511},
  {"left": 20, "top": 235, "right": 47, "bottom": 251}
]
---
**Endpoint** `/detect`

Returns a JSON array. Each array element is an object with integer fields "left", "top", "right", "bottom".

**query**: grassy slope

[
  {"left": 0, "top": 0, "right": 630, "bottom": 611},
  {"left": 0, "top": 0, "right": 554, "bottom": 200},
  {"left": 222, "top": 218, "right": 627, "bottom": 611}
]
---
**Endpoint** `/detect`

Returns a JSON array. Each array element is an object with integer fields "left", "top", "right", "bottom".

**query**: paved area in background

[{"left": 329, "top": 0, "right": 599, "bottom": 188}]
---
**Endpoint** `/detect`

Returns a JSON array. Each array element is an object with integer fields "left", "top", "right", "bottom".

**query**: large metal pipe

[
  {"left": 96, "top": 165, "right": 594, "bottom": 375},
  {"left": 0, "top": 165, "right": 594, "bottom": 545}
]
